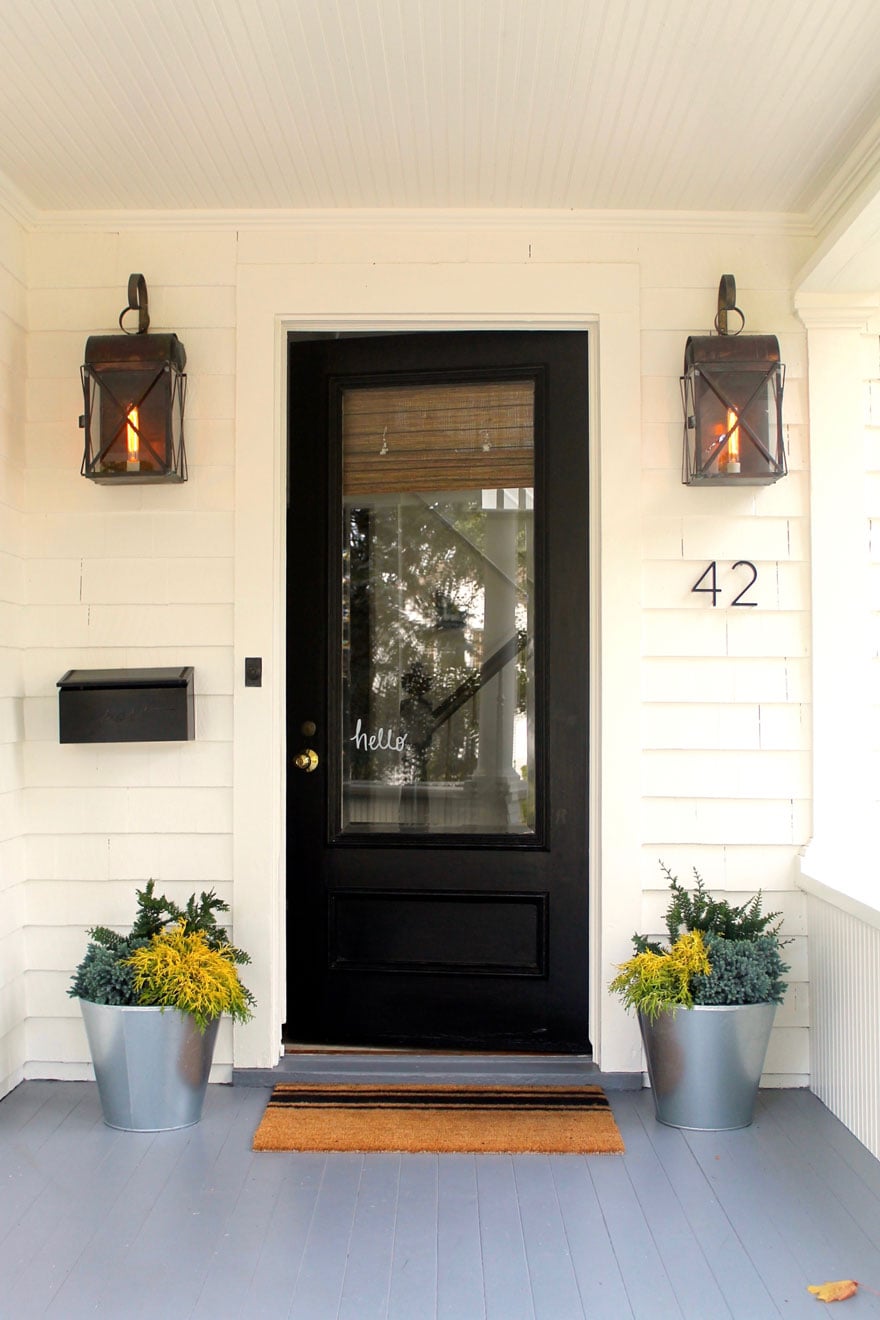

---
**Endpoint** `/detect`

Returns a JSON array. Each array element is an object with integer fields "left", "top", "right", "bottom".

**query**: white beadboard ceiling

[{"left": 0, "top": 0, "right": 879, "bottom": 223}]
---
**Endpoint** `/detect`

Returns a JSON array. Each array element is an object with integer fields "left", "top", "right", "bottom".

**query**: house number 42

[{"left": 692, "top": 561, "right": 758, "bottom": 607}]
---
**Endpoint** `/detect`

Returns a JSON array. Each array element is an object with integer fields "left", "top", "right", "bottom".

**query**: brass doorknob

[{"left": 294, "top": 748, "right": 319, "bottom": 772}]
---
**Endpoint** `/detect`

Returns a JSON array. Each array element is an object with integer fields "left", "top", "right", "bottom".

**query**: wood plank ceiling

[{"left": 0, "top": 0, "right": 878, "bottom": 219}]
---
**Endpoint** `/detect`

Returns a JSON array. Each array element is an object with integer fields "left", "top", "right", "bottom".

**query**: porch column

[{"left": 796, "top": 298, "right": 877, "bottom": 894}]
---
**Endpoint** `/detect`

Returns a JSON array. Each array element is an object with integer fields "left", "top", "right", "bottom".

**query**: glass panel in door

[{"left": 340, "top": 380, "right": 536, "bottom": 836}]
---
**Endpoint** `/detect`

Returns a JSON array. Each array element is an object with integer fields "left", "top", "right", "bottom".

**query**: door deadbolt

[{"left": 294, "top": 748, "right": 319, "bottom": 772}]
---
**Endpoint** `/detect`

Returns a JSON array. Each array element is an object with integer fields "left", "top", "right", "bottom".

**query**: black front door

[{"left": 286, "top": 331, "right": 589, "bottom": 1051}]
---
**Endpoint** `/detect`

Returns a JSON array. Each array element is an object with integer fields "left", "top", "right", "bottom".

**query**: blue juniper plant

[{"left": 691, "top": 932, "right": 789, "bottom": 1006}]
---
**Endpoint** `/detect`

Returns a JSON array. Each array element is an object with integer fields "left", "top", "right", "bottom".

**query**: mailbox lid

[{"left": 58, "top": 666, "right": 193, "bottom": 691}]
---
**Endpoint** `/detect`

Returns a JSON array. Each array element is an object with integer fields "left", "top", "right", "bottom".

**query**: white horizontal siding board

[
  {"left": 25, "top": 876, "right": 233, "bottom": 928},
  {"left": 78, "top": 557, "right": 233, "bottom": 605},
  {"left": 758, "top": 704, "right": 811, "bottom": 749},
  {"left": 640, "top": 370, "right": 682, "bottom": 423},
  {"left": 0, "top": 697, "right": 25, "bottom": 744},
  {"left": 640, "top": 421, "right": 679, "bottom": 471},
  {"left": 643, "top": 795, "right": 809, "bottom": 845},
  {"left": 26, "top": 330, "right": 83, "bottom": 378},
  {"left": 641, "top": 656, "right": 798, "bottom": 704},
  {"left": 194, "top": 696, "right": 233, "bottom": 742},
  {"left": 26, "top": 832, "right": 111, "bottom": 880},
  {"left": 0, "top": 879, "right": 25, "bottom": 941},
  {"left": 26, "top": 231, "right": 120, "bottom": 287},
  {"left": 24, "top": 741, "right": 232, "bottom": 789},
  {"left": 641, "top": 515, "right": 685, "bottom": 559},
  {"left": 114, "top": 231, "right": 238, "bottom": 285},
  {"left": 24, "top": 786, "right": 232, "bottom": 835},
  {"left": 642, "top": 702, "right": 761, "bottom": 749},
  {"left": 107, "top": 832, "right": 232, "bottom": 883},
  {"left": 638, "top": 844, "right": 800, "bottom": 891},
  {"left": 644, "top": 749, "right": 810, "bottom": 799},
  {"left": 183, "top": 419, "right": 235, "bottom": 469},
  {"left": 181, "top": 374, "right": 235, "bottom": 422},
  {"left": 681, "top": 517, "right": 798, "bottom": 561},
  {"left": 641, "top": 608, "right": 728, "bottom": 656},
  {"left": 82, "top": 603, "right": 232, "bottom": 647},
  {"left": 726, "top": 612, "right": 810, "bottom": 658},
  {"left": 26, "top": 559, "right": 82, "bottom": 605},
  {"left": 764, "top": 1026, "right": 810, "bottom": 1076}
]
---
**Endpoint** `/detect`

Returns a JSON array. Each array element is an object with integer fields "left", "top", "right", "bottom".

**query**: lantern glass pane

[
  {"left": 90, "top": 367, "right": 172, "bottom": 476},
  {"left": 693, "top": 364, "right": 783, "bottom": 480}
]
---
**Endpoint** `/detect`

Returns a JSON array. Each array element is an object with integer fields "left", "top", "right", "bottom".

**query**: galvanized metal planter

[
  {"left": 638, "top": 1002, "right": 777, "bottom": 1131},
  {"left": 79, "top": 1000, "right": 219, "bottom": 1131}
]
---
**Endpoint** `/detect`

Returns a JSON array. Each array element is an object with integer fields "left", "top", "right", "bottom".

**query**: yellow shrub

[
  {"left": 609, "top": 930, "right": 711, "bottom": 1021},
  {"left": 125, "top": 923, "right": 254, "bottom": 1032}
]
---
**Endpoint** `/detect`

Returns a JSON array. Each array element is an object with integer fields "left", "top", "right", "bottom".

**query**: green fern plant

[{"left": 658, "top": 861, "right": 782, "bottom": 943}]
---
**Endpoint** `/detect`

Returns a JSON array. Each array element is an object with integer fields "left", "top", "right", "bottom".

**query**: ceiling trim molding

[
  {"left": 23, "top": 205, "right": 816, "bottom": 237},
  {"left": 807, "top": 116, "right": 880, "bottom": 243}
]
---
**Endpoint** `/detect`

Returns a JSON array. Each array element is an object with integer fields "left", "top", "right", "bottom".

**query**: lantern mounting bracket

[
  {"left": 119, "top": 273, "right": 150, "bottom": 335},
  {"left": 715, "top": 273, "right": 744, "bottom": 337}
]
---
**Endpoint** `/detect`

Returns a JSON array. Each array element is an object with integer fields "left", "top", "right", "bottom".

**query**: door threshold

[
  {"left": 235, "top": 1050, "right": 641, "bottom": 1091},
  {"left": 283, "top": 1042, "right": 593, "bottom": 1058}
]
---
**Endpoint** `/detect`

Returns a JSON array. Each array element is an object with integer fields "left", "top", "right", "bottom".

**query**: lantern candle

[
  {"left": 126, "top": 405, "right": 140, "bottom": 472},
  {"left": 726, "top": 408, "right": 741, "bottom": 474}
]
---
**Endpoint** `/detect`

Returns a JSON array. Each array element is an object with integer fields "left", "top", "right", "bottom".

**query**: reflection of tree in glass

[
  {"left": 345, "top": 494, "right": 530, "bottom": 786},
  {"left": 399, "top": 662, "right": 434, "bottom": 782}
]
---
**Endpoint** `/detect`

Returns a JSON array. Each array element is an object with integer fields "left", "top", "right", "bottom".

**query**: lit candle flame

[
  {"left": 126, "top": 406, "right": 140, "bottom": 470},
  {"left": 726, "top": 408, "right": 741, "bottom": 472}
]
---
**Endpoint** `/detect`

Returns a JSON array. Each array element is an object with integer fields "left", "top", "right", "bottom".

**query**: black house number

[{"left": 692, "top": 561, "right": 758, "bottom": 607}]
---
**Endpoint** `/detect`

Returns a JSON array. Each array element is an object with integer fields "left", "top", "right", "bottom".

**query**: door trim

[{"left": 233, "top": 262, "right": 643, "bottom": 1073}]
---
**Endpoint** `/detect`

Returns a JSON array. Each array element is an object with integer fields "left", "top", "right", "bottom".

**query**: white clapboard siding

[
  {"left": 640, "top": 279, "right": 811, "bottom": 1082},
  {"left": 21, "top": 237, "right": 238, "bottom": 1078},
  {"left": 10, "top": 217, "right": 816, "bottom": 1087}
]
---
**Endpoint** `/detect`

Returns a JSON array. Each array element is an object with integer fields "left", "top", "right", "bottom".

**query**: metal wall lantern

[
  {"left": 80, "top": 274, "right": 187, "bottom": 484},
  {"left": 681, "top": 275, "right": 786, "bottom": 485}
]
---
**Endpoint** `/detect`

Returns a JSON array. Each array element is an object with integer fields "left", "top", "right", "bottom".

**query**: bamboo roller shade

[{"left": 342, "top": 381, "right": 534, "bottom": 496}]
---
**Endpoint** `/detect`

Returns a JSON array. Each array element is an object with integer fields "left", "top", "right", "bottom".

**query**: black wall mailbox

[{"left": 57, "top": 667, "right": 195, "bottom": 744}]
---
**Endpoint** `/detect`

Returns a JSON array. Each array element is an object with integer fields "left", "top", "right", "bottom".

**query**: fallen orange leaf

[{"left": 807, "top": 1280, "right": 859, "bottom": 1302}]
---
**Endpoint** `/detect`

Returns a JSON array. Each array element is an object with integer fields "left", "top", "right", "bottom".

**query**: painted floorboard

[
  {"left": 336, "top": 1153, "right": 399, "bottom": 1320},
  {"left": 3, "top": 1082, "right": 880, "bottom": 1319},
  {"left": 387, "top": 1154, "right": 439, "bottom": 1320},
  {"left": 512, "top": 1155, "right": 588, "bottom": 1319},
  {"left": 633, "top": 1094, "right": 778, "bottom": 1319},
  {"left": 549, "top": 1159, "right": 632, "bottom": 1320},
  {"left": 436, "top": 1155, "right": 486, "bottom": 1320},
  {"left": 474, "top": 1158, "right": 534, "bottom": 1320},
  {"left": 244, "top": 1153, "right": 327, "bottom": 1318},
  {"left": 614, "top": 1097, "right": 733, "bottom": 1319}
]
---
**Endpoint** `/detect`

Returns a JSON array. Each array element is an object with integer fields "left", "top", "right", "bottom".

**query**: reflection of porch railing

[
  {"left": 427, "top": 629, "right": 529, "bottom": 737},
  {"left": 344, "top": 779, "right": 528, "bottom": 830}
]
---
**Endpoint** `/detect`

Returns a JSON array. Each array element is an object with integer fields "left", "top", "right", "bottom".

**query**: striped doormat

[{"left": 252, "top": 1083, "right": 624, "bottom": 1154}]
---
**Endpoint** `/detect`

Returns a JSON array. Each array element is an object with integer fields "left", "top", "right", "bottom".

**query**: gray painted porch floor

[{"left": 2, "top": 1066, "right": 880, "bottom": 1319}]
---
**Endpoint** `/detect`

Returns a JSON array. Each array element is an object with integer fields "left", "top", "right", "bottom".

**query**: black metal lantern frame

[
  {"left": 80, "top": 274, "right": 187, "bottom": 484},
  {"left": 681, "top": 276, "right": 786, "bottom": 486}
]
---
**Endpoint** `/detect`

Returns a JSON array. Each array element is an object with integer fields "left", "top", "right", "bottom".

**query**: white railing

[{"left": 799, "top": 866, "right": 880, "bottom": 1160}]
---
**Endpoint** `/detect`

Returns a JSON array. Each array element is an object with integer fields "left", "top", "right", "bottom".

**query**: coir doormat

[{"left": 252, "top": 1083, "right": 624, "bottom": 1154}]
